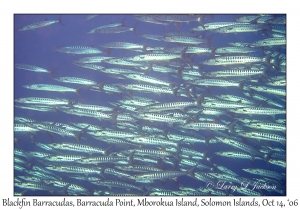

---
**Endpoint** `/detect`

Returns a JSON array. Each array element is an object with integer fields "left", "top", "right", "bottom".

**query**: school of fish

[{"left": 14, "top": 14, "right": 286, "bottom": 196}]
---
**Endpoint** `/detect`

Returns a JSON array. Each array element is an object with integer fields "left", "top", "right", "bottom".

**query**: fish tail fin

[
  {"left": 132, "top": 22, "right": 138, "bottom": 35},
  {"left": 49, "top": 68, "right": 57, "bottom": 78},
  {"left": 104, "top": 145, "right": 113, "bottom": 156},
  {"left": 74, "top": 132, "right": 81, "bottom": 143},
  {"left": 186, "top": 166, "right": 196, "bottom": 179},
  {"left": 75, "top": 87, "right": 82, "bottom": 97},
  {"left": 128, "top": 150, "right": 135, "bottom": 165},
  {"left": 58, "top": 15, "right": 65, "bottom": 26},
  {"left": 227, "top": 119, "right": 238, "bottom": 134}
]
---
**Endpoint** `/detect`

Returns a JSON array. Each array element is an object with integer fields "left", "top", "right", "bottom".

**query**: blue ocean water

[{"left": 14, "top": 14, "right": 286, "bottom": 196}]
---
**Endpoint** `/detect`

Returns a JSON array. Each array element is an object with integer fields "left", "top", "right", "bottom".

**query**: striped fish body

[
  {"left": 191, "top": 21, "right": 250, "bottom": 31},
  {"left": 251, "top": 37, "right": 286, "bottom": 47},
  {"left": 54, "top": 77, "right": 98, "bottom": 86},
  {"left": 55, "top": 46, "right": 103, "bottom": 54},
  {"left": 231, "top": 107, "right": 286, "bottom": 115},
  {"left": 202, "top": 56, "right": 269, "bottom": 66},
  {"left": 15, "top": 64, "right": 52, "bottom": 74},
  {"left": 214, "top": 24, "right": 271, "bottom": 34},
  {"left": 19, "top": 16, "right": 63, "bottom": 31},
  {"left": 46, "top": 166, "right": 101, "bottom": 174},
  {"left": 138, "top": 101, "right": 196, "bottom": 113},
  {"left": 23, "top": 84, "right": 78, "bottom": 94},
  {"left": 74, "top": 56, "right": 113, "bottom": 64}
]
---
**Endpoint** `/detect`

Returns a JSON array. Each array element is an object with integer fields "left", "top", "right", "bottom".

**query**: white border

[{"left": 2, "top": 1, "right": 298, "bottom": 210}]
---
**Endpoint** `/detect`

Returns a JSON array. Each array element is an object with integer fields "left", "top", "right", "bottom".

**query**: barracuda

[
  {"left": 118, "top": 99, "right": 154, "bottom": 107},
  {"left": 230, "top": 107, "right": 286, "bottom": 116},
  {"left": 242, "top": 168, "right": 285, "bottom": 181},
  {"left": 122, "top": 74, "right": 173, "bottom": 87},
  {"left": 149, "top": 64, "right": 178, "bottom": 74},
  {"left": 115, "top": 165, "right": 163, "bottom": 172},
  {"left": 137, "top": 100, "right": 200, "bottom": 113},
  {"left": 14, "top": 149, "right": 29, "bottom": 158},
  {"left": 90, "top": 24, "right": 137, "bottom": 34},
  {"left": 214, "top": 46, "right": 257, "bottom": 54},
  {"left": 103, "top": 58, "right": 146, "bottom": 66},
  {"left": 15, "top": 64, "right": 54, "bottom": 75},
  {"left": 46, "top": 165, "right": 102, "bottom": 175},
  {"left": 44, "top": 180, "right": 90, "bottom": 195},
  {"left": 101, "top": 68, "right": 143, "bottom": 76},
  {"left": 122, "top": 84, "right": 178, "bottom": 96},
  {"left": 18, "top": 16, "right": 64, "bottom": 31},
  {"left": 93, "top": 180, "right": 145, "bottom": 192},
  {"left": 23, "top": 84, "right": 81, "bottom": 95},
  {"left": 213, "top": 165, "right": 238, "bottom": 176},
  {"left": 88, "top": 130, "right": 137, "bottom": 139},
  {"left": 14, "top": 124, "right": 39, "bottom": 132},
  {"left": 74, "top": 63, "right": 105, "bottom": 70},
  {"left": 243, "top": 122, "right": 286, "bottom": 132},
  {"left": 102, "top": 168, "right": 132, "bottom": 179},
  {"left": 206, "top": 68, "right": 266, "bottom": 77},
  {"left": 136, "top": 112, "right": 186, "bottom": 125},
  {"left": 179, "top": 159, "right": 213, "bottom": 171},
  {"left": 244, "top": 92, "right": 285, "bottom": 108},
  {"left": 164, "top": 46, "right": 212, "bottom": 54},
  {"left": 74, "top": 56, "right": 113, "bottom": 63},
  {"left": 179, "top": 120, "right": 237, "bottom": 132},
  {"left": 101, "top": 42, "right": 144, "bottom": 49},
  {"left": 202, "top": 55, "right": 270, "bottom": 66},
  {"left": 24, "top": 170, "right": 61, "bottom": 180},
  {"left": 213, "top": 23, "right": 272, "bottom": 34},
  {"left": 163, "top": 36, "right": 207, "bottom": 45},
  {"left": 72, "top": 123, "right": 106, "bottom": 131},
  {"left": 47, "top": 143, "right": 108, "bottom": 155},
  {"left": 15, "top": 104, "right": 55, "bottom": 112},
  {"left": 87, "top": 22, "right": 125, "bottom": 34},
  {"left": 60, "top": 108, "right": 113, "bottom": 121},
  {"left": 251, "top": 37, "right": 286, "bottom": 47},
  {"left": 266, "top": 79, "right": 286, "bottom": 86},
  {"left": 135, "top": 15, "right": 170, "bottom": 26},
  {"left": 14, "top": 182, "right": 59, "bottom": 193},
  {"left": 247, "top": 85, "right": 286, "bottom": 96},
  {"left": 191, "top": 21, "right": 250, "bottom": 31},
  {"left": 198, "top": 107, "right": 228, "bottom": 116},
  {"left": 90, "top": 84, "right": 123, "bottom": 96},
  {"left": 153, "top": 14, "right": 202, "bottom": 23},
  {"left": 214, "top": 151, "right": 262, "bottom": 160},
  {"left": 129, "top": 166, "right": 196, "bottom": 181},
  {"left": 18, "top": 176, "right": 43, "bottom": 183},
  {"left": 29, "top": 123, "right": 83, "bottom": 142},
  {"left": 189, "top": 78, "right": 242, "bottom": 87},
  {"left": 236, "top": 131, "right": 286, "bottom": 145},
  {"left": 216, "top": 94, "right": 254, "bottom": 104},
  {"left": 14, "top": 117, "right": 35, "bottom": 123},
  {"left": 43, "top": 155, "right": 87, "bottom": 162},
  {"left": 215, "top": 137, "right": 264, "bottom": 157},
  {"left": 167, "top": 133, "right": 207, "bottom": 145},
  {"left": 126, "top": 52, "right": 183, "bottom": 62},
  {"left": 201, "top": 100, "right": 253, "bottom": 109},
  {"left": 76, "top": 151, "right": 135, "bottom": 165},
  {"left": 72, "top": 103, "right": 114, "bottom": 112},
  {"left": 131, "top": 136, "right": 179, "bottom": 148},
  {"left": 15, "top": 97, "right": 73, "bottom": 106},
  {"left": 125, "top": 149, "right": 177, "bottom": 159},
  {"left": 54, "top": 77, "right": 99, "bottom": 86},
  {"left": 268, "top": 159, "right": 286, "bottom": 168},
  {"left": 54, "top": 46, "right": 103, "bottom": 54}
]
